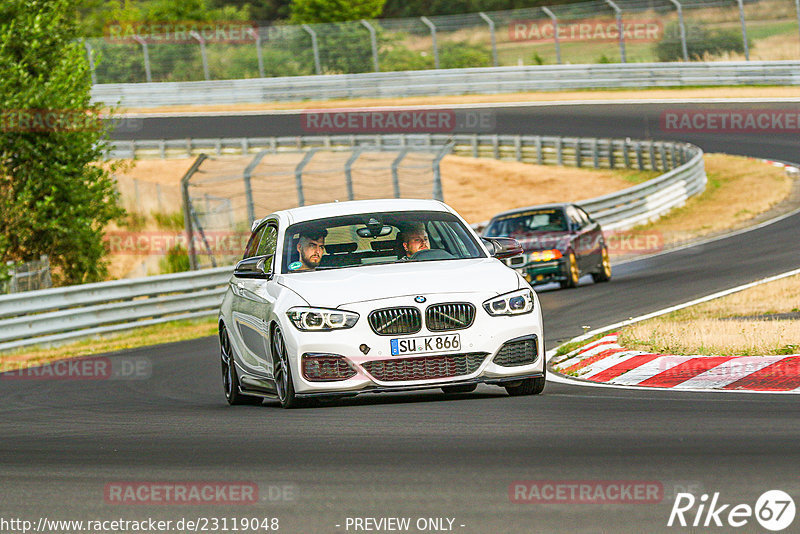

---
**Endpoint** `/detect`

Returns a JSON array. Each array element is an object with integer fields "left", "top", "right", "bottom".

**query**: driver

[
  {"left": 295, "top": 228, "right": 327, "bottom": 271},
  {"left": 398, "top": 223, "right": 430, "bottom": 258}
]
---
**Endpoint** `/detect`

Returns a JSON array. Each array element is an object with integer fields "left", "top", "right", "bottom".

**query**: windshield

[
  {"left": 281, "top": 210, "right": 485, "bottom": 273},
  {"left": 484, "top": 208, "right": 567, "bottom": 237}
]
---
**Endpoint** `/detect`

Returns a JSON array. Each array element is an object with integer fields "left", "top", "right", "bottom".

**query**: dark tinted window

[{"left": 485, "top": 208, "right": 567, "bottom": 236}]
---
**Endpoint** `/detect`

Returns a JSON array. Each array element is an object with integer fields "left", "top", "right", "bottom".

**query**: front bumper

[
  {"left": 281, "top": 294, "right": 544, "bottom": 394},
  {"left": 508, "top": 259, "right": 567, "bottom": 285}
]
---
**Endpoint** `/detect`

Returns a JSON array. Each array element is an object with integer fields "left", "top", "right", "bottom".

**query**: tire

[
  {"left": 559, "top": 251, "right": 580, "bottom": 289},
  {"left": 441, "top": 384, "right": 478, "bottom": 394},
  {"left": 271, "top": 326, "right": 302, "bottom": 409},
  {"left": 591, "top": 245, "right": 612, "bottom": 283},
  {"left": 505, "top": 373, "right": 546, "bottom": 397},
  {"left": 220, "top": 325, "right": 262, "bottom": 406}
]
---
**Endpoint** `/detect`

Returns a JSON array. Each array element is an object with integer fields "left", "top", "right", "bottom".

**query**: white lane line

[{"left": 676, "top": 356, "right": 788, "bottom": 389}]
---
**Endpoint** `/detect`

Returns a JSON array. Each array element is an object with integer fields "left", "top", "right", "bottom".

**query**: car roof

[
  {"left": 488, "top": 202, "right": 573, "bottom": 221},
  {"left": 270, "top": 198, "right": 453, "bottom": 225}
]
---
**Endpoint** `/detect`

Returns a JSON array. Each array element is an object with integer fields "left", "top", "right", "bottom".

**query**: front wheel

[
  {"left": 559, "top": 251, "right": 580, "bottom": 289},
  {"left": 220, "top": 325, "right": 262, "bottom": 406},
  {"left": 592, "top": 245, "right": 612, "bottom": 283},
  {"left": 505, "top": 371, "right": 546, "bottom": 396},
  {"left": 272, "top": 326, "right": 302, "bottom": 409}
]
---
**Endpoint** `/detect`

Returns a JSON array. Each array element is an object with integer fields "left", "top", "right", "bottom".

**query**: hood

[{"left": 276, "top": 258, "right": 520, "bottom": 308}]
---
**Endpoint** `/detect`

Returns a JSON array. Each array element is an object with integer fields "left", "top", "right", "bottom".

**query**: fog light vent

[{"left": 302, "top": 353, "right": 357, "bottom": 382}]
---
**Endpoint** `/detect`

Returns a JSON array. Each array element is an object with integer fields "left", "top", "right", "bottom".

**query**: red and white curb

[{"left": 552, "top": 334, "right": 800, "bottom": 392}]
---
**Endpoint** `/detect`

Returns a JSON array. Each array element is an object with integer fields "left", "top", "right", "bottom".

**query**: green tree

[
  {"left": 0, "top": 0, "right": 125, "bottom": 285},
  {"left": 289, "top": 0, "right": 385, "bottom": 24}
]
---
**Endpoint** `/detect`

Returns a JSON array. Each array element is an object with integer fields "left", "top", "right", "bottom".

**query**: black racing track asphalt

[{"left": 1, "top": 100, "right": 798, "bottom": 533}]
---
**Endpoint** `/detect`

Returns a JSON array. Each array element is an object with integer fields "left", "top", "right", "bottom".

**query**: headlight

[
  {"left": 482, "top": 289, "right": 534, "bottom": 316},
  {"left": 286, "top": 307, "right": 359, "bottom": 331}
]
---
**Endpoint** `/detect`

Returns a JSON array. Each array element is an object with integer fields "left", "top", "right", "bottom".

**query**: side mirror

[
  {"left": 234, "top": 254, "right": 273, "bottom": 279},
  {"left": 482, "top": 237, "right": 523, "bottom": 260}
]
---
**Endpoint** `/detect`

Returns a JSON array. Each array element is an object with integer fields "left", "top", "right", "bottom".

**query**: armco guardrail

[
  {"left": 0, "top": 267, "right": 231, "bottom": 352},
  {"left": 7, "top": 134, "right": 703, "bottom": 352},
  {"left": 92, "top": 61, "right": 800, "bottom": 107}
]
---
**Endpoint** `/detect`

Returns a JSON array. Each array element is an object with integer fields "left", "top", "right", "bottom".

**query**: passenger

[
  {"left": 398, "top": 223, "right": 430, "bottom": 258},
  {"left": 294, "top": 228, "right": 327, "bottom": 271}
]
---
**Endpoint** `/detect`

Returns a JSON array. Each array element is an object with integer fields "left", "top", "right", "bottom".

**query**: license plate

[{"left": 390, "top": 334, "right": 461, "bottom": 356}]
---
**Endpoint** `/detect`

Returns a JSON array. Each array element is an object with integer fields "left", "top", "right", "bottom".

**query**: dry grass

[
  {"left": 616, "top": 154, "right": 792, "bottom": 254},
  {"left": 118, "top": 87, "right": 800, "bottom": 114},
  {"left": 0, "top": 317, "right": 218, "bottom": 373},
  {"left": 619, "top": 274, "right": 800, "bottom": 356}
]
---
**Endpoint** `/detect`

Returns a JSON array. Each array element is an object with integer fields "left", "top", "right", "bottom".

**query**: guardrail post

[
  {"left": 158, "top": 140, "right": 165, "bottom": 159},
  {"left": 391, "top": 148, "right": 410, "bottom": 198},
  {"left": 659, "top": 144, "right": 668, "bottom": 171},
  {"left": 608, "top": 139, "right": 615, "bottom": 169},
  {"left": 420, "top": 17, "right": 440, "bottom": 69},
  {"left": 344, "top": 147, "right": 364, "bottom": 201},
  {"left": 556, "top": 137, "right": 563, "bottom": 166},
  {"left": 605, "top": 0, "right": 626, "bottom": 63},
  {"left": 479, "top": 13, "right": 499, "bottom": 67},
  {"left": 294, "top": 148, "right": 317, "bottom": 206},
  {"left": 669, "top": 144, "right": 677, "bottom": 169},
  {"left": 668, "top": 0, "right": 689, "bottom": 62},
  {"left": 648, "top": 142, "right": 657, "bottom": 171},
  {"left": 541, "top": 7, "right": 561, "bottom": 64},
  {"left": 635, "top": 142, "right": 644, "bottom": 170},
  {"left": 189, "top": 31, "right": 210, "bottom": 80},
  {"left": 736, "top": 0, "right": 750, "bottom": 60},
  {"left": 591, "top": 138, "right": 599, "bottom": 168},
  {"left": 575, "top": 139, "right": 582, "bottom": 167},
  {"left": 492, "top": 135, "right": 499, "bottom": 159},
  {"left": 535, "top": 136, "right": 543, "bottom": 165},
  {"left": 180, "top": 154, "right": 208, "bottom": 271},
  {"left": 248, "top": 28, "right": 264, "bottom": 78},
  {"left": 302, "top": 24, "right": 322, "bottom": 75},
  {"left": 132, "top": 35, "right": 152, "bottom": 82},
  {"left": 471, "top": 134, "right": 479, "bottom": 157},
  {"left": 83, "top": 40, "right": 97, "bottom": 84},
  {"left": 514, "top": 135, "right": 522, "bottom": 161},
  {"left": 360, "top": 20, "right": 380, "bottom": 72}
]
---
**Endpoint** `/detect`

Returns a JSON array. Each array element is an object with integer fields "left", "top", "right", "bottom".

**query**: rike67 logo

[{"left": 668, "top": 490, "right": 795, "bottom": 531}]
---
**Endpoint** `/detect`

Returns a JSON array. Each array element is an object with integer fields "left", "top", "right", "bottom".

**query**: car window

[
  {"left": 255, "top": 225, "right": 278, "bottom": 271},
  {"left": 281, "top": 211, "right": 485, "bottom": 273},
  {"left": 485, "top": 208, "right": 567, "bottom": 236},
  {"left": 243, "top": 225, "right": 266, "bottom": 259},
  {"left": 566, "top": 206, "right": 584, "bottom": 229}
]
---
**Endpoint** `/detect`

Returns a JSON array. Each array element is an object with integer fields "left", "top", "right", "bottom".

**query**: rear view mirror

[
  {"left": 482, "top": 237, "right": 523, "bottom": 260},
  {"left": 234, "top": 254, "right": 272, "bottom": 279},
  {"left": 357, "top": 225, "right": 393, "bottom": 238}
]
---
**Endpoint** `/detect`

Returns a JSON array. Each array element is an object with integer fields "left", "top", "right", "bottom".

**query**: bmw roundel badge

[{"left": 414, "top": 296, "right": 426, "bottom": 303}]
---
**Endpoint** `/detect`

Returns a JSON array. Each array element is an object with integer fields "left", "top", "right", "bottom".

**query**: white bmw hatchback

[{"left": 218, "top": 199, "right": 546, "bottom": 408}]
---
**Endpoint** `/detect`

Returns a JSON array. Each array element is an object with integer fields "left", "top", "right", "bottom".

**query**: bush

[
  {"left": 655, "top": 22, "right": 749, "bottom": 62},
  {"left": 160, "top": 244, "right": 190, "bottom": 274}
]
